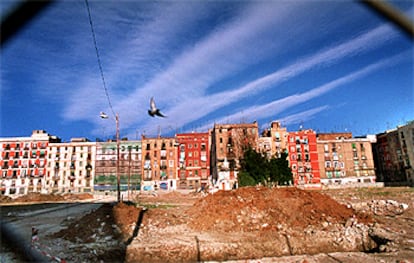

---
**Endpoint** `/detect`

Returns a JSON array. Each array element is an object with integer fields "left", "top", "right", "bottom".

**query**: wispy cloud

[
  {"left": 205, "top": 51, "right": 408, "bottom": 130},
  {"left": 3, "top": 1, "right": 410, "bottom": 140},
  {"left": 132, "top": 21, "right": 402, "bottom": 137}
]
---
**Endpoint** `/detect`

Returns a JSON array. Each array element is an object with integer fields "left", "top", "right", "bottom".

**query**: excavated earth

[
  {"left": 1, "top": 187, "right": 413, "bottom": 262},
  {"left": 128, "top": 187, "right": 378, "bottom": 262},
  {"left": 126, "top": 186, "right": 414, "bottom": 262}
]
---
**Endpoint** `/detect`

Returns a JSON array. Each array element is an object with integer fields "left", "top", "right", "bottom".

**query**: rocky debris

[
  {"left": 126, "top": 187, "right": 382, "bottom": 262},
  {"left": 348, "top": 199, "right": 409, "bottom": 216},
  {"left": 45, "top": 202, "right": 140, "bottom": 262},
  {"left": 368, "top": 224, "right": 400, "bottom": 252},
  {"left": 0, "top": 192, "right": 94, "bottom": 203},
  {"left": 187, "top": 186, "right": 372, "bottom": 232},
  {"left": 113, "top": 202, "right": 142, "bottom": 241}
]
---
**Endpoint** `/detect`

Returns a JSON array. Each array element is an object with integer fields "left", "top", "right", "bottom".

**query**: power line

[{"left": 84, "top": 0, "right": 115, "bottom": 117}]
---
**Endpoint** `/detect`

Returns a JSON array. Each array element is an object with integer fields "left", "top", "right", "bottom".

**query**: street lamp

[{"left": 101, "top": 111, "right": 121, "bottom": 202}]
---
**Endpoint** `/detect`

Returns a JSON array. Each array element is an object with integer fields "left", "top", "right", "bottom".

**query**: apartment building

[
  {"left": 317, "top": 133, "right": 376, "bottom": 186},
  {"left": 95, "top": 140, "right": 142, "bottom": 192},
  {"left": 45, "top": 138, "right": 96, "bottom": 193},
  {"left": 0, "top": 130, "right": 60, "bottom": 195},
  {"left": 287, "top": 129, "right": 320, "bottom": 187},
  {"left": 259, "top": 121, "right": 289, "bottom": 159},
  {"left": 211, "top": 122, "right": 259, "bottom": 190},
  {"left": 373, "top": 121, "right": 414, "bottom": 186},
  {"left": 141, "top": 136, "right": 178, "bottom": 191},
  {"left": 176, "top": 132, "right": 210, "bottom": 190}
]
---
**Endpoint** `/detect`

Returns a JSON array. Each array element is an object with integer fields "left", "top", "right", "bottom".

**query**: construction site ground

[{"left": 1, "top": 186, "right": 413, "bottom": 262}]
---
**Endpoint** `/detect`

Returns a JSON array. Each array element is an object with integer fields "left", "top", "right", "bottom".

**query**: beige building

[
  {"left": 317, "top": 133, "right": 376, "bottom": 186},
  {"left": 259, "top": 121, "right": 289, "bottom": 158},
  {"left": 45, "top": 138, "right": 96, "bottom": 193},
  {"left": 373, "top": 121, "right": 414, "bottom": 186},
  {"left": 211, "top": 122, "right": 259, "bottom": 189},
  {"left": 141, "top": 136, "right": 178, "bottom": 191}
]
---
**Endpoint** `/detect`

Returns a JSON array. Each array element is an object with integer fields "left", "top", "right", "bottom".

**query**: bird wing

[
  {"left": 155, "top": 110, "right": 166, "bottom": 118},
  {"left": 150, "top": 97, "right": 157, "bottom": 111}
]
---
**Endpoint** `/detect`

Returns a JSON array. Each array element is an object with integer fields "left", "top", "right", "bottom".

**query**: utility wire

[{"left": 84, "top": 0, "right": 116, "bottom": 117}]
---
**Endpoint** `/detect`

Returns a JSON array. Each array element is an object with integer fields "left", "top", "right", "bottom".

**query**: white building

[{"left": 45, "top": 138, "right": 96, "bottom": 193}]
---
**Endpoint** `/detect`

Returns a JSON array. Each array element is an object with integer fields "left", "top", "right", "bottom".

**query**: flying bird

[
  {"left": 99, "top": 112, "right": 109, "bottom": 119},
  {"left": 148, "top": 97, "right": 166, "bottom": 117}
]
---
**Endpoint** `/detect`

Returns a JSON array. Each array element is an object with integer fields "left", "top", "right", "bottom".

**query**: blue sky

[{"left": 1, "top": 0, "right": 413, "bottom": 142}]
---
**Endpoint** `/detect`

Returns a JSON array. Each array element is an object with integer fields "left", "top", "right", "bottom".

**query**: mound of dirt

[
  {"left": 113, "top": 202, "right": 141, "bottom": 241},
  {"left": 49, "top": 202, "right": 140, "bottom": 262},
  {"left": 62, "top": 193, "right": 94, "bottom": 200},
  {"left": 13, "top": 193, "right": 66, "bottom": 202},
  {"left": 0, "top": 195, "right": 13, "bottom": 203},
  {"left": 187, "top": 186, "right": 372, "bottom": 232},
  {"left": 0, "top": 192, "right": 94, "bottom": 204}
]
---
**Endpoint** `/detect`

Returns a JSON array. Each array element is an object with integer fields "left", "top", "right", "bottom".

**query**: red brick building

[
  {"left": 287, "top": 129, "right": 320, "bottom": 187},
  {"left": 176, "top": 132, "right": 210, "bottom": 189},
  {"left": 0, "top": 130, "right": 60, "bottom": 195}
]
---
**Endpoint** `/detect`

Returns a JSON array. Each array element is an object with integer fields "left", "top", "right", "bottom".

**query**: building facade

[
  {"left": 259, "top": 121, "right": 289, "bottom": 159},
  {"left": 95, "top": 140, "right": 142, "bottom": 193},
  {"left": 176, "top": 132, "right": 210, "bottom": 190},
  {"left": 141, "top": 136, "right": 178, "bottom": 191},
  {"left": 287, "top": 129, "right": 320, "bottom": 188},
  {"left": 373, "top": 121, "right": 414, "bottom": 186},
  {"left": 317, "top": 133, "right": 376, "bottom": 186},
  {"left": 0, "top": 130, "right": 60, "bottom": 195},
  {"left": 45, "top": 138, "right": 96, "bottom": 193},
  {"left": 211, "top": 122, "right": 259, "bottom": 190}
]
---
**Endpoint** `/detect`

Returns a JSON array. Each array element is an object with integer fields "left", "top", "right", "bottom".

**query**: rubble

[
  {"left": 2, "top": 186, "right": 413, "bottom": 262},
  {"left": 126, "top": 187, "right": 381, "bottom": 262},
  {"left": 348, "top": 199, "right": 409, "bottom": 216}
]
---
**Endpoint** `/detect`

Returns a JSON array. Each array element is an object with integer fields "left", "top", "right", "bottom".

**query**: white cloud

[
  {"left": 139, "top": 22, "right": 401, "bottom": 135},
  {"left": 194, "top": 50, "right": 408, "bottom": 133}
]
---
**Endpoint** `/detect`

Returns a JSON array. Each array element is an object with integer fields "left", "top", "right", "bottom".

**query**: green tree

[{"left": 238, "top": 147, "right": 292, "bottom": 187}]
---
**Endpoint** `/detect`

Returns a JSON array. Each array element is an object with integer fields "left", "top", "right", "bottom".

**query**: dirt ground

[
  {"left": 127, "top": 186, "right": 414, "bottom": 262},
  {"left": 1, "top": 187, "right": 413, "bottom": 262}
]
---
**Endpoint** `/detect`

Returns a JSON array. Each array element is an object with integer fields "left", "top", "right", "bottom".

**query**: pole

[
  {"left": 128, "top": 146, "right": 131, "bottom": 201},
  {"left": 116, "top": 113, "right": 121, "bottom": 202}
]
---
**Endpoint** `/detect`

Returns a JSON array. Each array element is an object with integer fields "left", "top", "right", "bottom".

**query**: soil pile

[
  {"left": 13, "top": 193, "right": 66, "bottom": 202},
  {"left": 62, "top": 193, "right": 94, "bottom": 200},
  {"left": 49, "top": 202, "right": 140, "bottom": 262},
  {"left": 113, "top": 202, "right": 141, "bottom": 241},
  {"left": 187, "top": 186, "right": 372, "bottom": 232},
  {"left": 0, "top": 192, "right": 94, "bottom": 204}
]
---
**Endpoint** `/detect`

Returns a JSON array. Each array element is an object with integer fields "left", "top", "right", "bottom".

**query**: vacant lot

[{"left": 1, "top": 187, "right": 413, "bottom": 262}]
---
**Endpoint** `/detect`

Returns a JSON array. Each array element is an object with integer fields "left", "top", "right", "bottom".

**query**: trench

[{"left": 126, "top": 206, "right": 147, "bottom": 245}]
